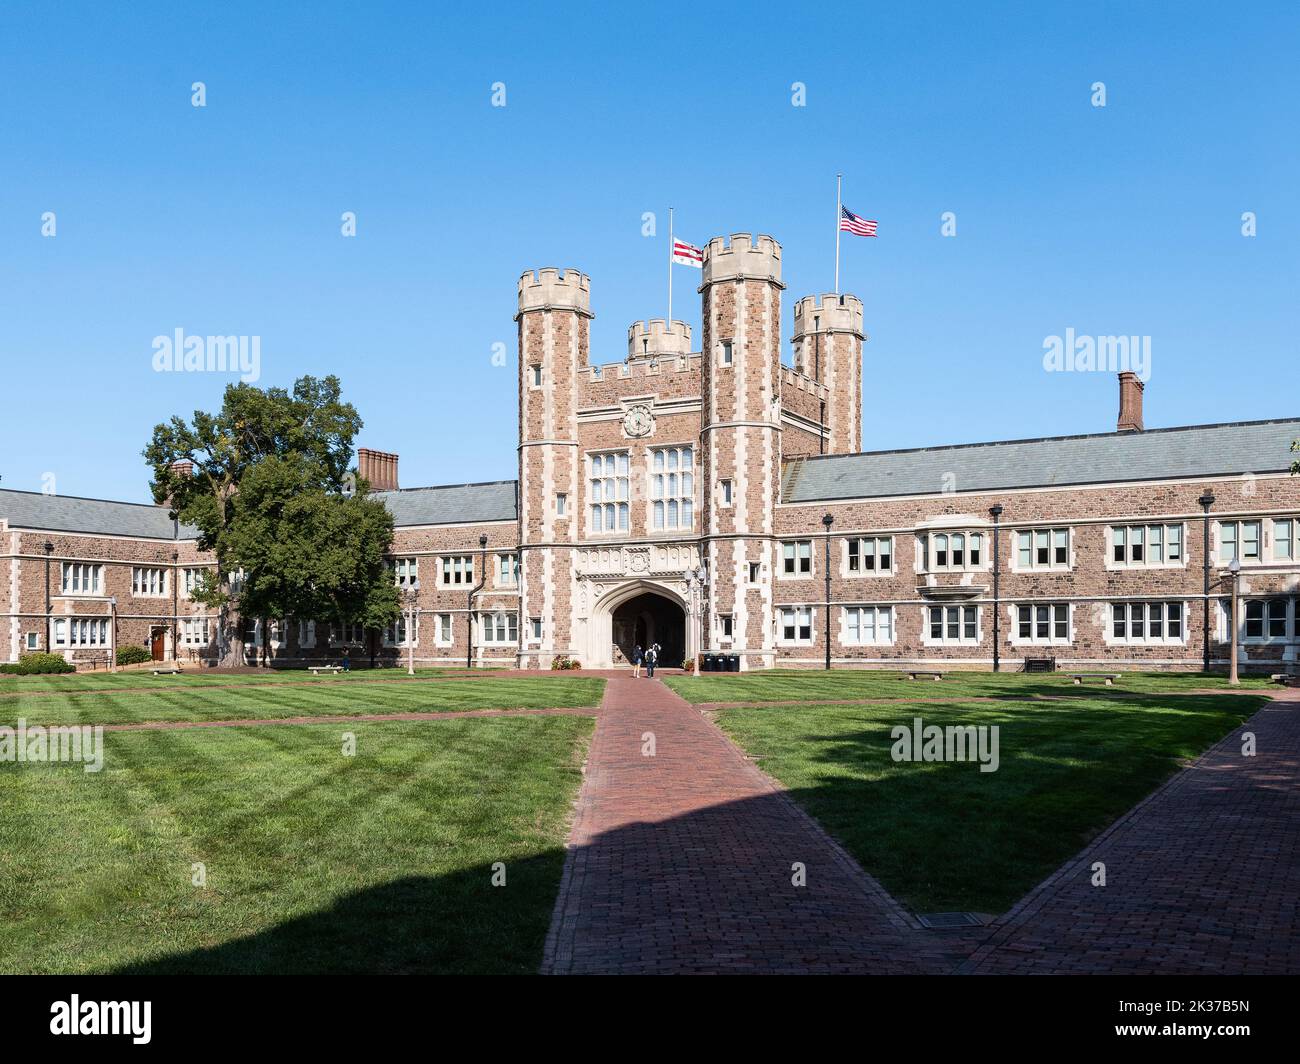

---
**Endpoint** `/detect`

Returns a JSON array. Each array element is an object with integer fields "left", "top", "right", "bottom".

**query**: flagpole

[
  {"left": 834, "top": 173, "right": 842, "bottom": 295},
  {"left": 668, "top": 206, "right": 674, "bottom": 332}
]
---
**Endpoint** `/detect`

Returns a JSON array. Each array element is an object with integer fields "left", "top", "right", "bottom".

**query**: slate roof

[
  {"left": 0, "top": 480, "right": 520, "bottom": 539},
  {"left": 372, "top": 481, "right": 519, "bottom": 526},
  {"left": 781, "top": 419, "right": 1300, "bottom": 503}
]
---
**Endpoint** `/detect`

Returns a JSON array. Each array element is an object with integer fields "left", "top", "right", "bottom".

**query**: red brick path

[
  {"left": 962, "top": 689, "right": 1300, "bottom": 974},
  {"left": 541, "top": 675, "right": 952, "bottom": 974}
]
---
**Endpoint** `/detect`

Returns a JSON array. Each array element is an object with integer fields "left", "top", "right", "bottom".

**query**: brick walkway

[
  {"left": 962, "top": 689, "right": 1300, "bottom": 974},
  {"left": 541, "top": 675, "right": 952, "bottom": 974}
]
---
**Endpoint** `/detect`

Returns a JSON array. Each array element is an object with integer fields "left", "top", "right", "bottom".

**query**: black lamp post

[
  {"left": 1198, "top": 490, "right": 1215, "bottom": 674},
  {"left": 989, "top": 505, "right": 1004, "bottom": 672},
  {"left": 43, "top": 541, "right": 53, "bottom": 651},
  {"left": 467, "top": 533, "right": 489, "bottom": 669},
  {"left": 822, "top": 513, "right": 834, "bottom": 670}
]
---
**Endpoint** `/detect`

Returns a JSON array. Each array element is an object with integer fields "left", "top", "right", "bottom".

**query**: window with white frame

[
  {"left": 651, "top": 446, "right": 694, "bottom": 531},
  {"left": 1110, "top": 601, "right": 1184, "bottom": 643},
  {"left": 298, "top": 620, "right": 316, "bottom": 648},
  {"left": 719, "top": 479, "right": 733, "bottom": 507},
  {"left": 481, "top": 612, "right": 518, "bottom": 644},
  {"left": 556, "top": 493, "right": 567, "bottom": 517},
  {"left": 181, "top": 618, "right": 210, "bottom": 646},
  {"left": 844, "top": 605, "right": 893, "bottom": 645},
  {"left": 182, "top": 567, "right": 209, "bottom": 596},
  {"left": 529, "top": 364, "right": 542, "bottom": 387},
  {"left": 440, "top": 555, "right": 475, "bottom": 586},
  {"left": 331, "top": 622, "right": 365, "bottom": 645},
  {"left": 927, "top": 605, "right": 979, "bottom": 643},
  {"left": 1273, "top": 518, "right": 1300, "bottom": 561},
  {"left": 25, "top": 631, "right": 39, "bottom": 651},
  {"left": 719, "top": 614, "right": 734, "bottom": 642},
  {"left": 1111, "top": 523, "right": 1184, "bottom": 566},
  {"left": 589, "top": 451, "right": 630, "bottom": 532},
  {"left": 529, "top": 616, "right": 543, "bottom": 642},
  {"left": 720, "top": 340, "right": 734, "bottom": 366},
  {"left": 920, "top": 532, "right": 983, "bottom": 572},
  {"left": 497, "top": 553, "right": 518, "bottom": 586},
  {"left": 1015, "top": 603, "right": 1070, "bottom": 644},
  {"left": 778, "top": 606, "right": 813, "bottom": 643},
  {"left": 747, "top": 561, "right": 761, "bottom": 584},
  {"left": 384, "top": 615, "right": 415, "bottom": 647},
  {"left": 847, "top": 536, "right": 892, "bottom": 574},
  {"left": 1016, "top": 529, "right": 1070, "bottom": 570},
  {"left": 228, "top": 569, "right": 246, "bottom": 594},
  {"left": 781, "top": 540, "right": 812, "bottom": 576},
  {"left": 52, "top": 618, "right": 110, "bottom": 647},
  {"left": 434, "top": 613, "right": 454, "bottom": 646},
  {"left": 393, "top": 557, "right": 418, "bottom": 587},
  {"left": 131, "top": 566, "right": 167, "bottom": 596},
  {"left": 1242, "top": 598, "right": 1289, "bottom": 641},
  {"left": 60, "top": 562, "right": 103, "bottom": 595},
  {"left": 1218, "top": 520, "right": 1261, "bottom": 563}
]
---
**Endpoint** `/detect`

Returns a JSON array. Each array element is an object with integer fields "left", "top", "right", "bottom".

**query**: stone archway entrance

[{"left": 612, "top": 591, "right": 686, "bottom": 668}]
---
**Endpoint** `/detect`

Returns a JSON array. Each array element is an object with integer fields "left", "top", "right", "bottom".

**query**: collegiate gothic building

[{"left": 3, "top": 233, "right": 1299, "bottom": 672}]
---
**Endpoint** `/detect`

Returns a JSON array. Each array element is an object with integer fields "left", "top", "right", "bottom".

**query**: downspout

[
  {"left": 989, "top": 505, "right": 1004, "bottom": 672},
  {"left": 1199, "top": 491, "right": 1215, "bottom": 673},
  {"left": 467, "top": 533, "right": 488, "bottom": 669}
]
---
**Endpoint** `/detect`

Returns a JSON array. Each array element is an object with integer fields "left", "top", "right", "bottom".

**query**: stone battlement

[
  {"left": 701, "top": 233, "right": 783, "bottom": 286},
  {"left": 586, "top": 352, "right": 700, "bottom": 383},
  {"left": 780, "top": 366, "right": 829, "bottom": 401},
  {"left": 792, "top": 292, "right": 864, "bottom": 337},
  {"left": 627, "top": 319, "right": 692, "bottom": 359},
  {"left": 517, "top": 268, "right": 593, "bottom": 317}
]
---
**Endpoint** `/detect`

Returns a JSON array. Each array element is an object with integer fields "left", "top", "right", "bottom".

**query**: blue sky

[{"left": 1, "top": 1, "right": 1296, "bottom": 503}]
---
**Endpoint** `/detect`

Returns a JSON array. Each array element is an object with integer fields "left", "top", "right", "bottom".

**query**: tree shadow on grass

[{"left": 109, "top": 852, "right": 565, "bottom": 976}]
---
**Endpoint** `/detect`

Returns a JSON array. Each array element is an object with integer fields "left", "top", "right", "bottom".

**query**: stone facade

[{"left": 2, "top": 230, "right": 1298, "bottom": 672}]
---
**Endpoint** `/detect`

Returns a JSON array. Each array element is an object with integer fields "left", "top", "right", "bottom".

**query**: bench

[
  {"left": 1070, "top": 672, "right": 1121, "bottom": 686},
  {"left": 308, "top": 665, "right": 344, "bottom": 676},
  {"left": 907, "top": 670, "right": 945, "bottom": 681},
  {"left": 150, "top": 666, "right": 183, "bottom": 676}
]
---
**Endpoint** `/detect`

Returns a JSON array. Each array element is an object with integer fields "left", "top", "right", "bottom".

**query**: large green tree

[{"left": 143, "top": 376, "right": 398, "bottom": 667}]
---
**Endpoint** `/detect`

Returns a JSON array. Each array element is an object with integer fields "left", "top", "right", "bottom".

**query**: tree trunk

[{"left": 217, "top": 603, "right": 243, "bottom": 669}]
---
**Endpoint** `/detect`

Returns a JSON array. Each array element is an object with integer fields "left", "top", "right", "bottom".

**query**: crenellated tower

[
  {"left": 700, "top": 233, "right": 784, "bottom": 669},
  {"left": 627, "top": 319, "right": 692, "bottom": 361},
  {"left": 791, "top": 292, "right": 865, "bottom": 455},
  {"left": 516, "top": 267, "right": 590, "bottom": 665}
]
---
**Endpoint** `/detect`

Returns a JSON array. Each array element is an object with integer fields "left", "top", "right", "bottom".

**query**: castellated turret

[
  {"left": 627, "top": 319, "right": 692, "bottom": 360},
  {"left": 699, "top": 233, "right": 785, "bottom": 669},
  {"left": 515, "top": 266, "right": 591, "bottom": 664},
  {"left": 792, "top": 292, "right": 866, "bottom": 455}
]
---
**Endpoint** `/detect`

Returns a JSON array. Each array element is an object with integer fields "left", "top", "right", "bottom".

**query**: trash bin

[
  {"left": 726, "top": 653, "right": 740, "bottom": 672},
  {"left": 702, "top": 654, "right": 715, "bottom": 672}
]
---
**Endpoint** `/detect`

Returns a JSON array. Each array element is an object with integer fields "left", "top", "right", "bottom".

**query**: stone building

[{"left": 2, "top": 233, "right": 1298, "bottom": 672}]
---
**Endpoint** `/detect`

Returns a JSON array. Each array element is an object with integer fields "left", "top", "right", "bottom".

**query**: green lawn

[
  {"left": 6, "top": 664, "right": 500, "bottom": 693},
  {"left": 2, "top": 675, "right": 605, "bottom": 727},
  {"left": 714, "top": 691, "right": 1267, "bottom": 914},
  {"left": 666, "top": 669, "right": 1278, "bottom": 704},
  {"left": 0, "top": 716, "right": 593, "bottom": 974}
]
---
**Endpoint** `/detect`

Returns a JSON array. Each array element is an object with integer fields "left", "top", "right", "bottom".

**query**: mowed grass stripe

[
  {"left": 713, "top": 693, "right": 1265, "bottom": 915},
  {"left": 0, "top": 716, "right": 593, "bottom": 975},
  {"left": 6, "top": 676, "right": 605, "bottom": 727}
]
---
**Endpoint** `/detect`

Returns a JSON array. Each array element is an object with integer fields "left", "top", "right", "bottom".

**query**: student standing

[
  {"left": 632, "top": 643, "right": 644, "bottom": 678},
  {"left": 645, "top": 645, "right": 657, "bottom": 679}
]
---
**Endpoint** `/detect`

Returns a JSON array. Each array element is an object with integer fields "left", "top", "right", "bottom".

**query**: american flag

[
  {"left": 671, "top": 238, "right": 703, "bottom": 267},
  {"left": 839, "top": 206, "right": 878, "bottom": 237}
]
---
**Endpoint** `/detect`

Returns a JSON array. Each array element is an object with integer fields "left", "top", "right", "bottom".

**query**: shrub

[
  {"left": 550, "top": 655, "right": 582, "bottom": 671},
  {"left": 116, "top": 645, "right": 152, "bottom": 666},
  {"left": 5, "top": 653, "right": 76, "bottom": 675}
]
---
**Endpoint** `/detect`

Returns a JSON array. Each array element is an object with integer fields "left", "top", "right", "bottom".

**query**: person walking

[
  {"left": 644, "top": 644, "right": 657, "bottom": 679},
  {"left": 632, "top": 643, "right": 644, "bottom": 678}
]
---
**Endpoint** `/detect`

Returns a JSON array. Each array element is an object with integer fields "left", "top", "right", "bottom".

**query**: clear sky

[{"left": 1, "top": 1, "right": 1295, "bottom": 503}]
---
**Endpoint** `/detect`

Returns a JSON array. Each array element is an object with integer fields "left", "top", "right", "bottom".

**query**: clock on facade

[{"left": 622, "top": 405, "right": 654, "bottom": 438}]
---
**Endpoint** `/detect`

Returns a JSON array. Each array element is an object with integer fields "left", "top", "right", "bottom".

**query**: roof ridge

[{"left": 0, "top": 487, "right": 170, "bottom": 510}]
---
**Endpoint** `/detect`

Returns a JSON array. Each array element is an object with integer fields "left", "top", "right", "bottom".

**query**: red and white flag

[
  {"left": 671, "top": 238, "right": 703, "bottom": 267},
  {"left": 839, "top": 206, "right": 878, "bottom": 237}
]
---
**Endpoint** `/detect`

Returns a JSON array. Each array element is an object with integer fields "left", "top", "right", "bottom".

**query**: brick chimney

[
  {"left": 169, "top": 459, "right": 194, "bottom": 478},
  {"left": 1117, "top": 372, "right": 1144, "bottom": 433},
  {"left": 357, "top": 448, "right": 399, "bottom": 491}
]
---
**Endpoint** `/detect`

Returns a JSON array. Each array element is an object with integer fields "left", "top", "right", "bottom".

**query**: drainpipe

[
  {"left": 467, "top": 532, "right": 488, "bottom": 669},
  {"left": 1199, "top": 491, "right": 1215, "bottom": 673},
  {"left": 989, "top": 505, "right": 1004, "bottom": 672},
  {"left": 171, "top": 550, "right": 179, "bottom": 662},
  {"left": 822, "top": 513, "right": 834, "bottom": 670}
]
